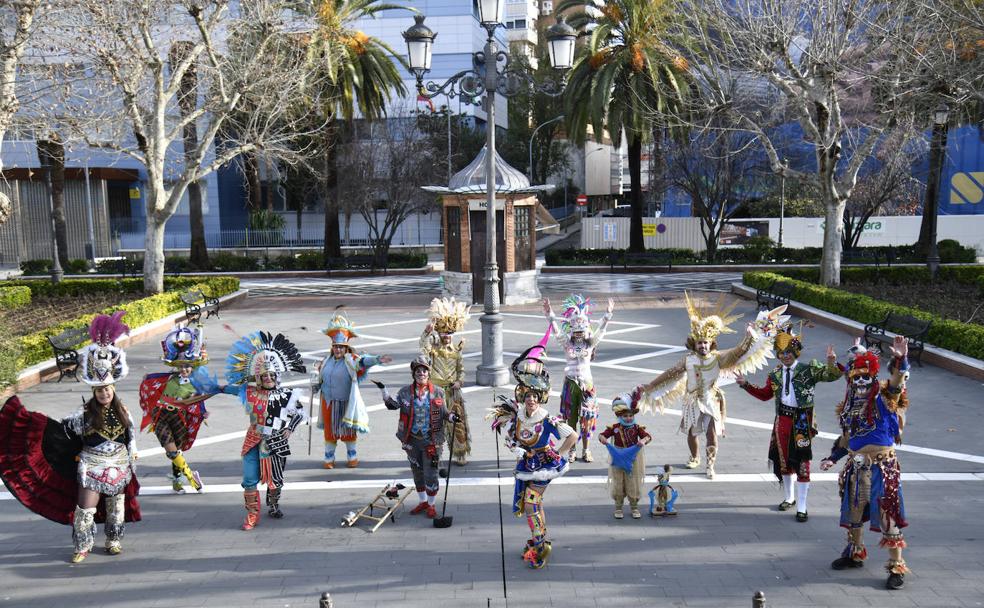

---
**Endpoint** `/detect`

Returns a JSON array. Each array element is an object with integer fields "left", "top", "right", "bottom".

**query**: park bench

[
  {"left": 841, "top": 250, "right": 883, "bottom": 268},
  {"left": 181, "top": 289, "right": 220, "bottom": 324},
  {"left": 326, "top": 254, "right": 388, "bottom": 276},
  {"left": 755, "top": 280, "right": 795, "bottom": 311},
  {"left": 47, "top": 326, "right": 89, "bottom": 382},
  {"left": 612, "top": 251, "right": 673, "bottom": 272},
  {"left": 864, "top": 312, "right": 931, "bottom": 367}
]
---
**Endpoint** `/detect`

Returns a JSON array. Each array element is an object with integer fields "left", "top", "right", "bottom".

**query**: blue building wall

[{"left": 941, "top": 125, "right": 984, "bottom": 215}]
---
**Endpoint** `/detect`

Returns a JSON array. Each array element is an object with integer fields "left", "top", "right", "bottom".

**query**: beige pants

[{"left": 609, "top": 448, "right": 645, "bottom": 505}]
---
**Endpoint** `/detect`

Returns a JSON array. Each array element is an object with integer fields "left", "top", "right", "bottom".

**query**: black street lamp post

[
  {"left": 36, "top": 147, "right": 64, "bottom": 284},
  {"left": 403, "top": 6, "right": 575, "bottom": 386},
  {"left": 924, "top": 103, "right": 949, "bottom": 278}
]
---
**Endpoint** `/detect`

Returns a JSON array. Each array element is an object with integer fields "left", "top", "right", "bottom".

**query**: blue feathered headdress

[{"left": 225, "top": 331, "right": 306, "bottom": 386}]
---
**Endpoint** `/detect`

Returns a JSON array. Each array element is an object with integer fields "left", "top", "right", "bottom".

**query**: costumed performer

[
  {"left": 541, "top": 294, "right": 614, "bottom": 463},
  {"left": 0, "top": 312, "right": 141, "bottom": 564},
  {"left": 315, "top": 310, "right": 391, "bottom": 469},
  {"left": 820, "top": 336, "right": 912, "bottom": 590},
  {"left": 638, "top": 293, "right": 775, "bottom": 479},
  {"left": 420, "top": 297, "right": 470, "bottom": 465},
  {"left": 598, "top": 388, "right": 651, "bottom": 519},
  {"left": 223, "top": 330, "right": 308, "bottom": 530},
  {"left": 377, "top": 355, "right": 459, "bottom": 518},
  {"left": 735, "top": 321, "right": 841, "bottom": 521},
  {"left": 138, "top": 324, "right": 217, "bottom": 493},
  {"left": 488, "top": 331, "right": 577, "bottom": 569}
]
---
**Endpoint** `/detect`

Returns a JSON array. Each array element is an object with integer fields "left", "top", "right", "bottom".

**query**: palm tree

[
  {"left": 556, "top": 0, "right": 690, "bottom": 252},
  {"left": 307, "top": 0, "right": 409, "bottom": 259}
]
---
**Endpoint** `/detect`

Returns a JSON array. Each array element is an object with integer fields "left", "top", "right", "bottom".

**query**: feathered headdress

[
  {"left": 612, "top": 387, "right": 643, "bottom": 415},
  {"left": 79, "top": 311, "right": 130, "bottom": 386},
  {"left": 753, "top": 305, "right": 791, "bottom": 339},
  {"left": 428, "top": 297, "right": 471, "bottom": 334},
  {"left": 560, "top": 294, "right": 592, "bottom": 335},
  {"left": 225, "top": 331, "right": 306, "bottom": 386},
  {"left": 322, "top": 308, "right": 358, "bottom": 345},
  {"left": 161, "top": 324, "right": 208, "bottom": 368},
  {"left": 685, "top": 291, "right": 741, "bottom": 343},
  {"left": 773, "top": 319, "right": 805, "bottom": 357}
]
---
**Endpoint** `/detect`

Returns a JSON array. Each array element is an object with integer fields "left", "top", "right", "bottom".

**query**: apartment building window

[{"left": 505, "top": 19, "right": 527, "bottom": 29}]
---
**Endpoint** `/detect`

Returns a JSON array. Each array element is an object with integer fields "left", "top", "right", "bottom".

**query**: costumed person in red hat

[
  {"left": 419, "top": 297, "right": 471, "bottom": 465},
  {"left": 223, "top": 331, "right": 308, "bottom": 530},
  {"left": 315, "top": 310, "right": 391, "bottom": 469},
  {"left": 376, "top": 355, "right": 459, "bottom": 518},
  {"left": 0, "top": 312, "right": 141, "bottom": 564},
  {"left": 735, "top": 322, "right": 841, "bottom": 522},
  {"left": 488, "top": 330, "right": 577, "bottom": 569},
  {"left": 542, "top": 294, "right": 614, "bottom": 463},
  {"left": 138, "top": 324, "right": 217, "bottom": 493},
  {"left": 599, "top": 389, "right": 652, "bottom": 519},
  {"left": 820, "top": 336, "right": 912, "bottom": 590},
  {"left": 638, "top": 294, "right": 776, "bottom": 479}
]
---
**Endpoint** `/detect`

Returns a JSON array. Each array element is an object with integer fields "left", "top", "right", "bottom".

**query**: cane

[
  {"left": 433, "top": 419, "right": 458, "bottom": 529},
  {"left": 307, "top": 376, "right": 316, "bottom": 456}
]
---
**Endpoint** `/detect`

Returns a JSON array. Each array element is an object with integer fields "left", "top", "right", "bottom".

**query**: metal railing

[{"left": 116, "top": 225, "right": 444, "bottom": 251}]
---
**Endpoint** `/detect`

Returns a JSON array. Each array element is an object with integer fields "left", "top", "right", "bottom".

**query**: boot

[
  {"left": 170, "top": 463, "right": 185, "bottom": 493},
  {"left": 705, "top": 446, "right": 717, "bottom": 479},
  {"left": 242, "top": 490, "right": 261, "bottom": 531},
  {"left": 685, "top": 453, "right": 700, "bottom": 469},
  {"left": 523, "top": 538, "right": 552, "bottom": 569},
  {"left": 71, "top": 506, "right": 96, "bottom": 563},
  {"left": 267, "top": 487, "right": 284, "bottom": 519},
  {"left": 581, "top": 447, "right": 594, "bottom": 463},
  {"left": 104, "top": 494, "right": 125, "bottom": 555},
  {"left": 171, "top": 452, "right": 203, "bottom": 492}
]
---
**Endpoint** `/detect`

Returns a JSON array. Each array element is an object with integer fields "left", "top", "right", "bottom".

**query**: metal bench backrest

[
  {"left": 772, "top": 282, "right": 795, "bottom": 297},
  {"left": 180, "top": 289, "right": 204, "bottom": 305},
  {"left": 48, "top": 327, "right": 90, "bottom": 350},
  {"left": 884, "top": 313, "right": 931, "bottom": 338}
]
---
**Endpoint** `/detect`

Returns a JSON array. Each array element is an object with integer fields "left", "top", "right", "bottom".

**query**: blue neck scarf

[{"left": 618, "top": 419, "right": 636, "bottom": 427}]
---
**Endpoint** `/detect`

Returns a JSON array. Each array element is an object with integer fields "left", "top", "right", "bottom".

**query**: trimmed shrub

[
  {"left": 13, "top": 276, "right": 239, "bottom": 371},
  {"left": 19, "top": 259, "right": 50, "bottom": 275},
  {"left": 387, "top": 251, "right": 428, "bottom": 268},
  {"left": 208, "top": 253, "right": 260, "bottom": 272},
  {"left": 0, "top": 286, "right": 31, "bottom": 310},
  {"left": 743, "top": 271, "right": 984, "bottom": 360}
]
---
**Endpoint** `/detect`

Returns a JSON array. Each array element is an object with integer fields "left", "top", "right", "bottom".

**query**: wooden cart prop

[{"left": 340, "top": 482, "right": 414, "bottom": 533}]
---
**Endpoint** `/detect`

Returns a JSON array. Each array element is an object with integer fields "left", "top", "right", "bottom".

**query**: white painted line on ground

[
  {"left": 5, "top": 471, "right": 978, "bottom": 500},
  {"left": 604, "top": 348, "right": 687, "bottom": 366}
]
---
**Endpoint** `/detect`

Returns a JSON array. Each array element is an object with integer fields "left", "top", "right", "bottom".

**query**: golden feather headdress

[
  {"left": 428, "top": 297, "right": 471, "bottom": 334},
  {"left": 684, "top": 291, "right": 742, "bottom": 342}
]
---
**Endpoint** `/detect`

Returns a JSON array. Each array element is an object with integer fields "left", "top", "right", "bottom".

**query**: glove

[{"left": 510, "top": 446, "right": 527, "bottom": 459}]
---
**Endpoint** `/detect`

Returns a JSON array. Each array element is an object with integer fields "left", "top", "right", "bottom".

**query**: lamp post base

[{"left": 476, "top": 311, "right": 510, "bottom": 387}]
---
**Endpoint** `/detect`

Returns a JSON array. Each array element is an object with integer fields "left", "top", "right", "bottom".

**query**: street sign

[
  {"left": 603, "top": 222, "right": 617, "bottom": 243},
  {"left": 576, "top": 194, "right": 588, "bottom": 206},
  {"left": 642, "top": 223, "right": 657, "bottom": 237}
]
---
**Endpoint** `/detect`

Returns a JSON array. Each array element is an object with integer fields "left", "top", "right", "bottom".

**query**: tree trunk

[
  {"left": 143, "top": 201, "right": 167, "bottom": 294},
  {"left": 172, "top": 41, "right": 209, "bottom": 270},
  {"left": 322, "top": 122, "right": 341, "bottom": 259},
  {"left": 188, "top": 180, "right": 208, "bottom": 268},
  {"left": 627, "top": 137, "right": 645, "bottom": 253},
  {"left": 36, "top": 138, "right": 70, "bottom": 269},
  {"left": 244, "top": 152, "right": 261, "bottom": 213},
  {"left": 820, "top": 199, "right": 846, "bottom": 287}
]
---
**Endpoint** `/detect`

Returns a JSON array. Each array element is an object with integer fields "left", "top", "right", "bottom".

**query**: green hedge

[
  {"left": 0, "top": 286, "right": 31, "bottom": 310},
  {"left": 758, "top": 266, "right": 984, "bottom": 286},
  {"left": 5, "top": 276, "right": 238, "bottom": 299},
  {"left": 14, "top": 276, "right": 240, "bottom": 371},
  {"left": 743, "top": 271, "right": 984, "bottom": 360}
]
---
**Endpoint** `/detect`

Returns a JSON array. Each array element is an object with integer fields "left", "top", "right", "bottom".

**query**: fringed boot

[
  {"left": 171, "top": 451, "right": 203, "bottom": 492},
  {"left": 242, "top": 490, "right": 261, "bottom": 531},
  {"left": 71, "top": 507, "right": 96, "bottom": 563},
  {"left": 104, "top": 494, "right": 125, "bottom": 555},
  {"left": 267, "top": 487, "right": 284, "bottom": 519},
  {"left": 705, "top": 445, "right": 718, "bottom": 479}
]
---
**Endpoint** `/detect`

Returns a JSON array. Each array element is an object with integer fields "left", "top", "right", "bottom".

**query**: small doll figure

[{"left": 649, "top": 464, "right": 679, "bottom": 517}]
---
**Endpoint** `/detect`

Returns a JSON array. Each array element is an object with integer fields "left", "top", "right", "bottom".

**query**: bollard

[
  {"left": 752, "top": 590, "right": 766, "bottom": 608},
  {"left": 319, "top": 591, "right": 334, "bottom": 608}
]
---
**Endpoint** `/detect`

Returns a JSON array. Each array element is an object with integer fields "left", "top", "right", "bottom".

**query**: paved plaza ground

[{"left": 2, "top": 273, "right": 982, "bottom": 608}]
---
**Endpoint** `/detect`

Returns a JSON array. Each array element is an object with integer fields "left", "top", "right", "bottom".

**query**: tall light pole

[
  {"left": 924, "top": 103, "right": 950, "bottom": 278},
  {"left": 36, "top": 145, "right": 64, "bottom": 284},
  {"left": 528, "top": 114, "right": 564, "bottom": 183},
  {"left": 778, "top": 159, "right": 786, "bottom": 249},
  {"left": 404, "top": 8, "right": 576, "bottom": 386}
]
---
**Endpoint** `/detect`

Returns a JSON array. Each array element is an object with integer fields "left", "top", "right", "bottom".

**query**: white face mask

[{"left": 852, "top": 375, "right": 874, "bottom": 394}]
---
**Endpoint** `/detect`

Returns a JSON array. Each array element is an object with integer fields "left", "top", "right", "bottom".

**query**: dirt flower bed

[
  {"left": 0, "top": 292, "right": 144, "bottom": 338},
  {"left": 839, "top": 280, "right": 984, "bottom": 326}
]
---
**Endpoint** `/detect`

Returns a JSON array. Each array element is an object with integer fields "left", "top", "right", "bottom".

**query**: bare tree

[
  {"left": 337, "top": 107, "right": 442, "bottom": 265},
  {"left": 666, "top": 127, "right": 765, "bottom": 262},
  {"left": 0, "top": 0, "right": 46, "bottom": 221},
  {"left": 843, "top": 127, "right": 925, "bottom": 249},
  {"left": 678, "top": 0, "right": 934, "bottom": 285},
  {"left": 55, "top": 0, "right": 323, "bottom": 293}
]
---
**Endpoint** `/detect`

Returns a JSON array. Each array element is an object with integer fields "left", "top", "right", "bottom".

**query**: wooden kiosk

[{"left": 423, "top": 145, "right": 556, "bottom": 305}]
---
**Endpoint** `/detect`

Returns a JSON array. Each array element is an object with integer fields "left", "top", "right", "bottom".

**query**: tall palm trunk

[
  {"left": 627, "top": 137, "right": 645, "bottom": 253},
  {"left": 36, "top": 137, "right": 70, "bottom": 269},
  {"left": 172, "top": 41, "right": 209, "bottom": 269},
  {"left": 322, "top": 121, "right": 341, "bottom": 259}
]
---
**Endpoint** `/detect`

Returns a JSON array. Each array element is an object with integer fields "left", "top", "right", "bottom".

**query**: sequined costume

[
  {"left": 138, "top": 324, "right": 216, "bottom": 493},
  {"left": 488, "top": 332, "right": 576, "bottom": 570},
  {"left": 420, "top": 298, "right": 471, "bottom": 464},
  {"left": 823, "top": 347, "right": 912, "bottom": 589},
  {"left": 738, "top": 323, "right": 841, "bottom": 520},
  {"left": 316, "top": 311, "right": 383, "bottom": 468},
  {"left": 544, "top": 294, "right": 612, "bottom": 462},
  {"left": 225, "top": 331, "right": 308, "bottom": 530},
  {"left": 639, "top": 294, "right": 774, "bottom": 478}
]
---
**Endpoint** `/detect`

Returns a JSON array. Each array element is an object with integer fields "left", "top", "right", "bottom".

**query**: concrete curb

[
  {"left": 540, "top": 262, "right": 979, "bottom": 274},
  {"left": 12, "top": 289, "right": 250, "bottom": 392},
  {"left": 730, "top": 282, "right": 984, "bottom": 381}
]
